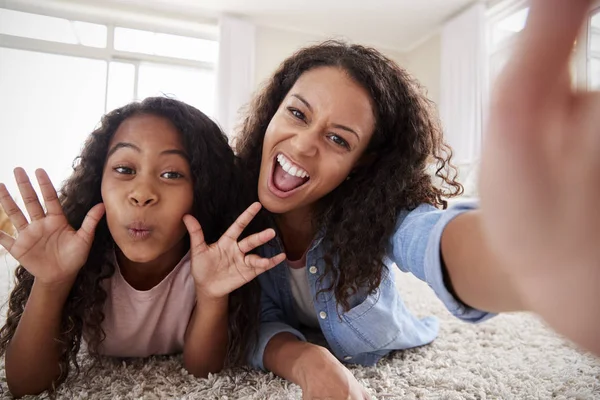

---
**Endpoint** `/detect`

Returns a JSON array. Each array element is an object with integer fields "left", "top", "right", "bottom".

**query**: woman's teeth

[{"left": 277, "top": 154, "right": 309, "bottom": 178}]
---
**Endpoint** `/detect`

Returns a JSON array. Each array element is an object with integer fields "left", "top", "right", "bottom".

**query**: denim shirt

[{"left": 250, "top": 201, "right": 493, "bottom": 370}]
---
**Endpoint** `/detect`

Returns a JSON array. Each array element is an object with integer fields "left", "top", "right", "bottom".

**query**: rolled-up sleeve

[
  {"left": 249, "top": 275, "right": 307, "bottom": 370},
  {"left": 387, "top": 201, "right": 493, "bottom": 323}
]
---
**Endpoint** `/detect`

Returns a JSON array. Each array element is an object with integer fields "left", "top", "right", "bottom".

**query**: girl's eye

[
  {"left": 161, "top": 171, "right": 183, "bottom": 179},
  {"left": 114, "top": 166, "right": 135, "bottom": 175},
  {"left": 328, "top": 134, "right": 350, "bottom": 150},
  {"left": 288, "top": 108, "right": 306, "bottom": 121}
]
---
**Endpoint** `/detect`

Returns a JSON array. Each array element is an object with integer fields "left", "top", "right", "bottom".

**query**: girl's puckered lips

[{"left": 126, "top": 221, "right": 153, "bottom": 240}]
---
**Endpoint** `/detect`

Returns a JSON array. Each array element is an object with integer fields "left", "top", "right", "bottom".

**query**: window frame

[
  {"left": 0, "top": 0, "right": 219, "bottom": 112},
  {"left": 575, "top": 0, "right": 600, "bottom": 90}
]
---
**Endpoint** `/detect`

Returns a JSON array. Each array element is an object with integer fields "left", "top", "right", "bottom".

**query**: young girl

[
  {"left": 0, "top": 97, "right": 284, "bottom": 397},
  {"left": 235, "top": 0, "right": 599, "bottom": 398}
]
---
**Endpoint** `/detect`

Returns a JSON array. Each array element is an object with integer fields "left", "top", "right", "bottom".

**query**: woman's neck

[
  {"left": 116, "top": 239, "right": 187, "bottom": 291},
  {"left": 276, "top": 207, "right": 316, "bottom": 261}
]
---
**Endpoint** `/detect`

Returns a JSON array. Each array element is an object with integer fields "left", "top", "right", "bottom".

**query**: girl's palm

[
  {"left": 0, "top": 168, "right": 105, "bottom": 284},
  {"left": 184, "top": 202, "right": 285, "bottom": 299}
]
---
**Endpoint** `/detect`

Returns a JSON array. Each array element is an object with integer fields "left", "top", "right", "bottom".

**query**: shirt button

[
  {"left": 344, "top": 356, "right": 352, "bottom": 361},
  {"left": 319, "top": 311, "right": 327, "bottom": 319},
  {"left": 309, "top": 266, "right": 318, "bottom": 274}
]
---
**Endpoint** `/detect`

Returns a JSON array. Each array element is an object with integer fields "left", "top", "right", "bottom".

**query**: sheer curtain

[
  {"left": 439, "top": 3, "right": 486, "bottom": 165},
  {"left": 216, "top": 15, "right": 256, "bottom": 138}
]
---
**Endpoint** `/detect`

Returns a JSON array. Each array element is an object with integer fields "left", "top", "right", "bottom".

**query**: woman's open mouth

[{"left": 267, "top": 153, "right": 310, "bottom": 198}]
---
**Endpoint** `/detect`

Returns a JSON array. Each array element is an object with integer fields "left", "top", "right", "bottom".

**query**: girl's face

[
  {"left": 101, "top": 114, "right": 193, "bottom": 264},
  {"left": 258, "top": 67, "right": 376, "bottom": 216}
]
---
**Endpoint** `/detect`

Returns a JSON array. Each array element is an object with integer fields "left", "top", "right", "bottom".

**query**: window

[
  {"left": 0, "top": 8, "right": 107, "bottom": 47},
  {"left": 0, "top": 47, "right": 107, "bottom": 202},
  {"left": 0, "top": 6, "right": 218, "bottom": 205},
  {"left": 490, "top": 6, "right": 528, "bottom": 48},
  {"left": 588, "top": 8, "right": 600, "bottom": 89},
  {"left": 488, "top": 1, "right": 600, "bottom": 91},
  {"left": 487, "top": 2, "right": 529, "bottom": 86},
  {"left": 114, "top": 27, "right": 218, "bottom": 62}
]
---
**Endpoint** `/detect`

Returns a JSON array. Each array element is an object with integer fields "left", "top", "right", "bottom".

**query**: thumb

[
  {"left": 183, "top": 214, "right": 209, "bottom": 253},
  {"left": 76, "top": 203, "right": 105, "bottom": 245}
]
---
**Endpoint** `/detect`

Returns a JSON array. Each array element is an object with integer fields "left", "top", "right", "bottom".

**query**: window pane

[
  {"left": 106, "top": 62, "right": 135, "bottom": 112},
  {"left": 154, "top": 32, "right": 218, "bottom": 62},
  {"left": 592, "top": 11, "right": 600, "bottom": 29},
  {"left": 114, "top": 27, "right": 218, "bottom": 62},
  {"left": 0, "top": 48, "right": 107, "bottom": 204},
  {"left": 590, "top": 9, "right": 600, "bottom": 54},
  {"left": 114, "top": 27, "right": 155, "bottom": 55},
  {"left": 590, "top": 58, "right": 600, "bottom": 90},
  {"left": 137, "top": 62, "right": 215, "bottom": 116},
  {"left": 0, "top": 9, "right": 106, "bottom": 47},
  {"left": 72, "top": 21, "right": 107, "bottom": 48},
  {"left": 492, "top": 7, "right": 529, "bottom": 47}
]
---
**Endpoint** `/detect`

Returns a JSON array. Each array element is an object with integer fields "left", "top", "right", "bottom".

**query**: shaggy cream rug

[{"left": 1, "top": 252, "right": 599, "bottom": 399}]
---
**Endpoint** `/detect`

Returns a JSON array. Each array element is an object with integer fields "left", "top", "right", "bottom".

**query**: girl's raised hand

[
  {"left": 0, "top": 168, "right": 105, "bottom": 285},
  {"left": 479, "top": 0, "right": 600, "bottom": 354},
  {"left": 184, "top": 202, "right": 285, "bottom": 300}
]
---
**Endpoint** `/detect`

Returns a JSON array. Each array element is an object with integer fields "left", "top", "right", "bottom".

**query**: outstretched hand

[
  {"left": 479, "top": 0, "right": 600, "bottom": 354},
  {"left": 184, "top": 202, "right": 285, "bottom": 300},
  {"left": 0, "top": 168, "right": 105, "bottom": 285}
]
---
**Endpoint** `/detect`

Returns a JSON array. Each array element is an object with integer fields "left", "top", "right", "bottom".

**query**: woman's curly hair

[
  {"left": 0, "top": 97, "right": 260, "bottom": 390},
  {"left": 236, "top": 41, "right": 463, "bottom": 311}
]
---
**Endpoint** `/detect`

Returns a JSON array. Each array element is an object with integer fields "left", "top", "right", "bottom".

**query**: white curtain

[
  {"left": 216, "top": 15, "right": 256, "bottom": 138},
  {"left": 439, "top": 3, "right": 486, "bottom": 164}
]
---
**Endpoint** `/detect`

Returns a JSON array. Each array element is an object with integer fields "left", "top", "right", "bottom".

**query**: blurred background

[{"left": 0, "top": 0, "right": 598, "bottom": 204}]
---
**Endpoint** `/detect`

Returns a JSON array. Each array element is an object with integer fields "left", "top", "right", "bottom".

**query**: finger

[
  {"left": 244, "top": 252, "right": 286, "bottom": 273},
  {"left": 238, "top": 228, "right": 276, "bottom": 254},
  {"left": 35, "top": 169, "right": 63, "bottom": 216},
  {"left": 14, "top": 167, "right": 46, "bottom": 221},
  {"left": 222, "top": 202, "right": 262, "bottom": 242},
  {"left": 183, "top": 214, "right": 209, "bottom": 253},
  {"left": 0, "top": 230, "right": 15, "bottom": 253},
  {"left": 0, "top": 183, "right": 28, "bottom": 231},
  {"left": 501, "top": 0, "right": 589, "bottom": 101},
  {"left": 76, "top": 203, "right": 105, "bottom": 246}
]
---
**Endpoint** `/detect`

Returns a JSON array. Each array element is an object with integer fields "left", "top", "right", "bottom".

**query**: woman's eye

[
  {"left": 328, "top": 134, "right": 350, "bottom": 150},
  {"left": 161, "top": 171, "right": 183, "bottom": 179},
  {"left": 114, "top": 166, "right": 134, "bottom": 175},
  {"left": 288, "top": 108, "right": 306, "bottom": 121}
]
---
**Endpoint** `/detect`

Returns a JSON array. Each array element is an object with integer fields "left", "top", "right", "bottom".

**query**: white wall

[
  {"left": 254, "top": 26, "right": 325, "bottom": 88},
  {"left": 254, "top": 26, "right": 408, "bottom": 91},
  {"left": 255, "top": 24, "right": 437, "bottom": 107},
  {"left": 404, "top": 33, "right": 441, "bottom": 106}
]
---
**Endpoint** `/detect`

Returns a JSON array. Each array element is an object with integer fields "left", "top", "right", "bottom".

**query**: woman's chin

[{"left": 258, "top": 185, "right": 292, "bottom": 214}]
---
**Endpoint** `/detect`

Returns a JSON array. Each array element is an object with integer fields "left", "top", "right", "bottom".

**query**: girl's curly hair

[
  {"left": 0, "top": 97, "right": 260, "bottom": 389},
  {"left": 235, "top": 41, "right": 463, "bottom": 311}
]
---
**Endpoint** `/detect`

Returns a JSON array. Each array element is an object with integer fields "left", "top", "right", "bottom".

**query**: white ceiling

[{"left": 94, "top": 0, "right": 480, "bottom": 53}]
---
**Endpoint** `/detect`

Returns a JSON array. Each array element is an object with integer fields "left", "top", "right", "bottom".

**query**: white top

[{"left": 287, "top": 256, "right": 320, "bottom": 329}]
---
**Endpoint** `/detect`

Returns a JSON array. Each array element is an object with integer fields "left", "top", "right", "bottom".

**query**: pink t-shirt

[{"left": 94, "top": 251, "right": 196, "bottom": 358}]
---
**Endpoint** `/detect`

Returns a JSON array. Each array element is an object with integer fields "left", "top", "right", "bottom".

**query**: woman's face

[{"left": 257, "top": 67, "right": 376, "bottom": 215}]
